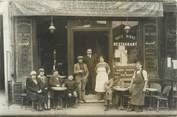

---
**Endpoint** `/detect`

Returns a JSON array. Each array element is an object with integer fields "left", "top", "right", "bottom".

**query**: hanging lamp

[
  {"left": 124, "top": 1, "right": 131, "bottom": 34},
  {"left": 48, "top": 16, "right": 56, "bottom": 33}
]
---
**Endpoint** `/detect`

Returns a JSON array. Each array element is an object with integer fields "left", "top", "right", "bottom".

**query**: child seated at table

[{"left": 65, "top": 75, "right": 78, "bottom": 107}]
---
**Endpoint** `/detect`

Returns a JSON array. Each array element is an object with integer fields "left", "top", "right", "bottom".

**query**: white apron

[{"left": 95, "top": 67, "right": 108, "bottom": 92}]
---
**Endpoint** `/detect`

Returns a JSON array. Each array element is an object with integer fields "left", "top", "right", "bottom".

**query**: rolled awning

[{"left": 10, "top": 0, "right": 163, "bottom": 17}]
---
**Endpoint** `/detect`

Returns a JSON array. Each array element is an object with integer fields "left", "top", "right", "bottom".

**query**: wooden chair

[
  {"left": 153, "top": 86, "right": 171, "bottom": 111},
  {"left": 145, "top": 83, "right": 161, "bottom": 110}
]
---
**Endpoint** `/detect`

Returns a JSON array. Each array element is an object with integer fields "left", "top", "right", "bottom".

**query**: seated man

[
  {"left": 26, "top": 71, "right": 44, "bottom": 111},
  {"left": 65, "top": 75, "right": 78, "bottom": 107},
  {"left": 49, "top": 70, "right": 66, "bottom": 110},
  {"left": 37, "top": 68, "right": 49, "bottom": 110}
]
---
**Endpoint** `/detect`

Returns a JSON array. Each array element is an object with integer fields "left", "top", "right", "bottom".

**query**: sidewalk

[
  {"left": 0, "top": 93, "right": 177, "bottom": 116},
  {"left": 0, "top": 103, "right": 177, "bottom": 116}
]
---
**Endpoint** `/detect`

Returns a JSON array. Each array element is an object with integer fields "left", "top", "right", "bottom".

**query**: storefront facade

[{"left": 0, "top": 0, "right": 177, "bottom": 104}]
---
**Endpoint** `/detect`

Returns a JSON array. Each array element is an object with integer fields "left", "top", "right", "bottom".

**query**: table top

[
  {"left": 113, "top": 86, "right": 129, "bottom": 91},
  {"left": 51, "top": 86, "right": 67, "bottom": 91},
  {"left": 146, "top": 88, "right": 158, "bottom": 92}
]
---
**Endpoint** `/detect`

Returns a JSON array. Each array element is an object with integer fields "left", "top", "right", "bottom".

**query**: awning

[{"left": 10, "top": 0, "right": 163, "bottom": 17}]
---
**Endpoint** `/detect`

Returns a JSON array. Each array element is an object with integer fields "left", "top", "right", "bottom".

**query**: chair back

[
  {"left": 149, "top": 83, "right": 162, "bottom": 96},
  {"left": 162, "top": 86, "right": 171, "bottom": 97},
  {"left": 150, "top": 83, "right": 162, "bottom": 93}
]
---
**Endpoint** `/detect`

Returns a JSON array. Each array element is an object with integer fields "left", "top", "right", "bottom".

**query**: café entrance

[
  {"left": 74, "top": 31, "right": 109, "bottom": 63},
  {"left": 67, "top": 20, "right": 113, "bottom": 76}
]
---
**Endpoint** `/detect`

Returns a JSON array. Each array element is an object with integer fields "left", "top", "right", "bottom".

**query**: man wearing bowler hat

[{"left": 74, "top": 56, "right": 89, "bottom": 103}]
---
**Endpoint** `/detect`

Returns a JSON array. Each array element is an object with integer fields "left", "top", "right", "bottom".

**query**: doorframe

[{"left": 67, "top": 21, "right": 113, "bottom": 75}]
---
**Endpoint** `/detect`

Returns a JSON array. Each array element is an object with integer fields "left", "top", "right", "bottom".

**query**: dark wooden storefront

[
  {"left": 13, "top": 17, "right": 162, "bottom": 81},
  {"left": 10, "top": 1, "right": 177, "bottom": 104}
]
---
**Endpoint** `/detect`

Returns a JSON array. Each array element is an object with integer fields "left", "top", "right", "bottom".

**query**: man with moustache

[{"left": 84, "top": 49, "right": 97, "bottom": 94}]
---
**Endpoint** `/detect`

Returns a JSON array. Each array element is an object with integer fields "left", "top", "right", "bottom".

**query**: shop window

[{"left": 112, "top": 21, "right": 138, "bottom": 66}]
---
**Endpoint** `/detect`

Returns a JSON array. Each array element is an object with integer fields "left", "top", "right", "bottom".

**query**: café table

[
  {"left": 51, "top": 86, "right": 67, "bottom": 109},
  {"left": 113, "top": 86, "right": 129, "bottom": 110}
]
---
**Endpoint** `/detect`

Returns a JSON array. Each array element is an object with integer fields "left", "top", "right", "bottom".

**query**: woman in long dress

[{"left": 95, "top": 56, "right": 110, "bottom": 100}]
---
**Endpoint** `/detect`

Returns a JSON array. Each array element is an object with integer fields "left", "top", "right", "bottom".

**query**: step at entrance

[{"left": 85, "top": 94, "right": 104, "bottom": 103}]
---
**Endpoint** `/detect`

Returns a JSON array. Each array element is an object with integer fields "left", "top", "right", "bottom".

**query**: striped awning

[{"left": 11, "top": 0, "right": 163, "bottom": 17}]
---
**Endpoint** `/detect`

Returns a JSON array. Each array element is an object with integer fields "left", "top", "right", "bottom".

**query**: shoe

[
  {"left": 127, "top": 108, "right": 134, "bottom": 112},
  {"left": 79, "top": 100, "right": 84, "bottom": 103},
  {"left": 71, "top": 105, "right": 78, "bottom": 108},
  {"left": 83, "top": 99, "right": 87, "bottom": 103}
]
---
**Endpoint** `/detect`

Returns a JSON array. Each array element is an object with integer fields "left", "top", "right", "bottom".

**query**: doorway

[{"left": 74, "top": 31, "right": 109, "bottom": 62}]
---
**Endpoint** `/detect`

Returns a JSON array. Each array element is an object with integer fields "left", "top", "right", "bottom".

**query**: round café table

[
  {"left": 51, "top": 86, "right": 67, "bottom": 109},
  {"left": 113, "top": 86, "right": 129, "bottom": 110}
]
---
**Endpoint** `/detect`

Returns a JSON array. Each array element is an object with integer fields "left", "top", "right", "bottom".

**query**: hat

[
  {"left": 77, "top": 56, "right": 83, "bottom": 59},
  {"left": 30, "top": 71, "right": 37, "bottom": 75},
  {"left": 39, "top": 68, "right": 44, "bottom": 72}
]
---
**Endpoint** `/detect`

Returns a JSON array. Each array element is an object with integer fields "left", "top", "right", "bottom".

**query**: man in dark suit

[
  {"left": 49, "top": 70, "right": 66, "bottom": 109},
  {"left": 37, "top": 68, "right": 48, "bottom": 110},
  {"left": 74, "top": 56, "right": 89, "bottom": 103},
  {"left": 26, "top": 71, "right": 44, "bottom": 111},
  {"left": 84, "top": 49, "right": 97, "bottom": 94}
]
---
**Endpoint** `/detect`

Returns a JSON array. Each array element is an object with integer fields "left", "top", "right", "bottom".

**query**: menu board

[
  {"left": 143, "top": 23, "right": 158, "bottom": 79},
  {"left": 15, "top": 17, "right": 33, "bottom": 82},
  {"left": 165, "top": 13, "right": 176, "bottom": 58}
]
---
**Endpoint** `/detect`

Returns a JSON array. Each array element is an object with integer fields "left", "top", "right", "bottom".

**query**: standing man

[
  {"left": 74, "top": 56, "right": 89, "bottom": 103},
  {"left": 128, "top": 61, "right": 148, "bottom": 112},
  {"left": 84, "top": 49, "right": 97, "bottom": 94}
]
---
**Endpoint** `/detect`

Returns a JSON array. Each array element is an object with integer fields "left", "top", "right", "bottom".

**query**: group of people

[
  {"left": 26, "top": 69, "right": 77, "bottom": 111},
  {"left": 74, "top": 49, "right": 111, "bottom": 103},
  {"left": 26, "top": 48, "right": 148, "bottom": 112}
]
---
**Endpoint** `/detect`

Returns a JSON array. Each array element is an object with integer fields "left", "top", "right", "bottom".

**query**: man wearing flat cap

[
  {"left": 74, "top": 56, "right": 89, "bottom": 103},
  {"left": 37, "top": 68, "right": 49, "bottom": 110}
]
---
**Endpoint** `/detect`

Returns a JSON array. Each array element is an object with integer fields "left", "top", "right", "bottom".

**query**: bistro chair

[
  {"left": 152, "top": 85, "right": 171, "bottom": 111},
  {"left": 145, "top": 83, "right": 161, "bottom": 110}
]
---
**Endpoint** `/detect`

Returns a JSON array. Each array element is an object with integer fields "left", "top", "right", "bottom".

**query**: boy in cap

[
  {"left": 65, "top": 75, "right": 78, "bottom": 107},
  {"left": 74, "top": 56, "right": 89, "bottom": 103}
]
